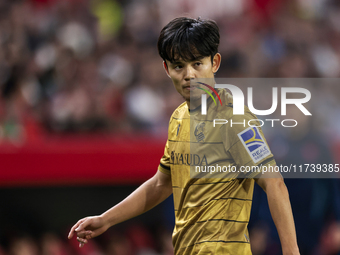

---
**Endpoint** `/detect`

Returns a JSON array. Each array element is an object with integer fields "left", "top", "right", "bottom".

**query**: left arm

[{"left": 255, "top": 174, "right": 300, "bottom": 255}]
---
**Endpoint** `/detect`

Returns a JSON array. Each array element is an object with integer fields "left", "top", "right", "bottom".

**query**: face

[{"left": 163, "top": 53, "right": 221, "bottom": 107}]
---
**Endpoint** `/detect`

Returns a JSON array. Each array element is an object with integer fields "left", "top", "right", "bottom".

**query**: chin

[
  {"left": 183, "top": 96, "right": 191, "bottom": 102},
  {"left": 188, "top": 95, "right": 201, "bottom": 101}
]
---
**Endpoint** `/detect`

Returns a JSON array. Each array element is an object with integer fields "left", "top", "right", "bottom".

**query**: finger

[
  {"left": 91, "top": 224, "right": 109, "bottom": 238},
  {"left": 68, "top": 219, "right": 85, "bottom": 239},
  {"left": 69, "top": 219, "right": 84, "bottom": 238},
  {"left": 75, "top": 219, "right": 91, "bottom": 232},
  {"left": 85, "top": 234, "right": 92, "bottom": 240},
  {"left": 88, "top": 228, "right": 103, "bottom": 238},
  {"left": 85, "top": 231, "right": 94, "bottom": 239},
  {"left": 77, "top": 237, "right": 88, "bottom": 244},
  {"left": 76, "top": 230, "right": 94, "bottom": 239},
  {"left": 76, "top": 230, "right": 88, "bottom": 238}
]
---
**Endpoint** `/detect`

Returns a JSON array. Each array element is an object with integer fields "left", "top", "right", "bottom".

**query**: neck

[
  {"left": 187, "top": 98, "right": 201, "bottom": 110},
  {"left": 186, "top": 100, "right": 190, "bottom": 108}
]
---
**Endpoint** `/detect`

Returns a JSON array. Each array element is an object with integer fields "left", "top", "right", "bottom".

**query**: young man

[{"left": 68, "top": 17, "right": 300, "bottom": 255}]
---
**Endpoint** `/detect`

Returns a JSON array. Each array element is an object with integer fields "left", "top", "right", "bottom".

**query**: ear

[
  {"left": 212, "top": 53, "right": 221, "bottom": 73},
  {"left": 163, "top": 61, "right": 171, "bottom": 78}
]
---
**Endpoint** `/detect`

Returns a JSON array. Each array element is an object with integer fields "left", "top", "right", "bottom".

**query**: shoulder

[
  {"left": 214, "top": 89, "right": 235, "bottom": 119},
  {"left": 170, "top": 101, "right": 188, "bottom": 120},
  {"left": 218, "top": 89, "right": 258, "bottom": 120},
  {"left": 219, "top": 89, "right": 234, "bottom": 107}
]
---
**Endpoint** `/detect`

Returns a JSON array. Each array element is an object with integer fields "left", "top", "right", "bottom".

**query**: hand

[{"left": 68, "top": 216, "right": 110, "bottom": 247}]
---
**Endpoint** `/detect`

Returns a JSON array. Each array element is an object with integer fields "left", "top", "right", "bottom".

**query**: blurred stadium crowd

[
  {"left": 0, "top": 0, "right": 340, "bottom": 140},
  {"left": 0, "top": 225, "right": 173, "bottom": 255},
  {"left": 0, "top": 0, "right": 340, "bottom": 255}
]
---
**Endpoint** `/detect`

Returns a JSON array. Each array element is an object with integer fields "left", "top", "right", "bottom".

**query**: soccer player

[{"left": 68, "top": 17, "right": 300, "bottom": 255}]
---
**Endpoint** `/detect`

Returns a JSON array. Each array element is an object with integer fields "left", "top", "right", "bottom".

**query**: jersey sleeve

[
  {"left": 158, "top": 111, "right": 178, "bottom": 176},
  {"left": 221, "top": 111, "right": 276, "bottom": 178},
  {"left": 158, "top": 139, "right": 171, "bottom": 175}
]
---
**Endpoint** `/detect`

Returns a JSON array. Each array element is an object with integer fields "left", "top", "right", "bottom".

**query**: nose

[{"left": 184, "top": 66, "right": 195, "bottom": 82}]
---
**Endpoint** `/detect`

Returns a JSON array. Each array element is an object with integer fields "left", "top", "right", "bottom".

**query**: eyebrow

[
  {"left": 170, "top": 61, "right": 184, "bottom": 66},
  {"left": 170, "top": 56, "right": 205, "bottom": 65}
]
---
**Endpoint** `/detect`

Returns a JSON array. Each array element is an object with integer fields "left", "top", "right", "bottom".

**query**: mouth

[{"left": 183, "top": 85, "right": 197, "bottom": 91}]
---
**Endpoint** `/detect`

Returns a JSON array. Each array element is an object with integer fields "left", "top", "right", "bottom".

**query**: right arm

[{"left": 68, "top": 170, "right": 172, "bottom": 246}]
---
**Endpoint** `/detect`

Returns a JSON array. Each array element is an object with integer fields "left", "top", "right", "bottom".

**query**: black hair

[{"left": 157, "top": 17, "right": 220, "bottom": 64}]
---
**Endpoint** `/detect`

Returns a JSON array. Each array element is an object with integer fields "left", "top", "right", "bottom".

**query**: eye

[
  {"left": 195, "top": 62, "right": 202, "bottom": 67},
  {"left": 174, "top": 65, "right": 183, "bottom": 70}
]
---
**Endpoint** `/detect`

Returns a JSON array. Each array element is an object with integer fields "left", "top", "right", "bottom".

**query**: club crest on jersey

[
  {"left": 194, "top": 122, "right": 206, "bottom": 142},
  {"left": 238, "top": 126, "right": 271, "bottom": 163}
]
